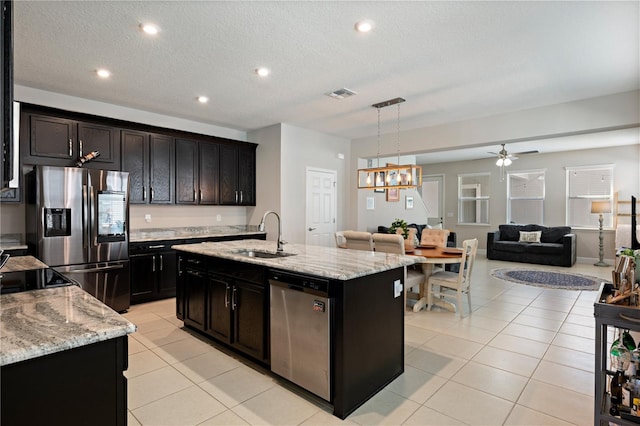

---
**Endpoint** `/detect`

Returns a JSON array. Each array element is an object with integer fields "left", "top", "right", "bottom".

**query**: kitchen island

[
  {"left": 172, "top": 239, "right": 415, "bottom": 419},
  {"left": 0, "top": 280, "right": 136, "bottom": 425}
]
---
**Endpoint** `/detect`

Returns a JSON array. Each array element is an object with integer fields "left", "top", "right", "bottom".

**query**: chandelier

[{"left": 357, "top": 97, "right": 422, "bottom": 190}]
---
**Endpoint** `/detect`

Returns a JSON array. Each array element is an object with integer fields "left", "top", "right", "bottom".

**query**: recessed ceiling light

[
  {"left": 355, "top": 20, "right": 374, "bottom": 33},
  {"left": 255, "top": 67, "right": 270, "bottom": 77},
  {"left": 197, "top": 96, "right": 209, "bottom": 104},
  {"left": 140, "top": 23, "right": 160, "bottom": 35},
  {"left": 96, "top": 69, "right": 111, "bottom": 78}
]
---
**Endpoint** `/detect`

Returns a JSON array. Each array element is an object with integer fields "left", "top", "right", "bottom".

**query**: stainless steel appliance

[
  {"left": 26, "top": 165, "right": 130, "bottom": 311},
  {"left": 269, "top": 271, "right": 332, "bottom": 401},
  {"left": 0, "top": 268, "right": 77, "bottom": 294}
]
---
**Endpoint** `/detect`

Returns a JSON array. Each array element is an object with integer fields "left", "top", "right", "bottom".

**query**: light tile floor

[{"left": 124, "top": 257, "right": 611, "bottom": 425}]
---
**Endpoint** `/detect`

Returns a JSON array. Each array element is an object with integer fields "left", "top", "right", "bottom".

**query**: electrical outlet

[
  {"left": 216, "top": 214, "right": 222, "bottom": 222},
  {"left": 144, "top": 214, "right": 151, "bottom": 223}
]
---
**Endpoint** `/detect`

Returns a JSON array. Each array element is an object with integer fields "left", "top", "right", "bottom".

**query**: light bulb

[
  {"left": 407, "top": 173, "right": 412, "bottom": 183},
  {"left": 496, "top": 158, "right": 503, "bottom": 166},
  {"left": 366, "top": 173, "right": 371, "bottom": 186},
  {"left": 504, "top": 158, "right": 512, "bottom": 166},
  {"left": 376, "top": 174, "right": 382, "bottom": 185},
  {"left": 96, "top": 69, "right": 111, "bottom": 78}
]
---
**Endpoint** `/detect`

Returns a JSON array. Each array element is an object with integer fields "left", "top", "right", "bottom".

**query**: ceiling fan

[{"left": 488, "top": 144, "right": 539, "bottom": 181}]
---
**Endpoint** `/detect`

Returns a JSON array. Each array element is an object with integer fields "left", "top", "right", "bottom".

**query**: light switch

[
  {"left": 216, "top": 214, "right": 222, "bottom": 222},
  {"left": 144, "top": 214, "right": 151, "bottom": 223},
  {"left": 394, "top": 280, "right": 403, "bottom": 298}
]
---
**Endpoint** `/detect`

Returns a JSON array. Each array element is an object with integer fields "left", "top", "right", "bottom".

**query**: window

[
  {"left": 507, "top": 170, "right": 545, "bottom": 224},
  {"left": 566, "top": 165, "right": 614, "bottom": 228},
  {"left": 458, "top": 173, "right": 490, "bottom": 224}
]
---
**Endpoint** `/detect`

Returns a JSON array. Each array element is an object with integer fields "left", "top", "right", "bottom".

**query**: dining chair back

[
  {"left": 426, "top": 238, "right": 478, "bottom": 317},
  {"left": 334, "top": 231, "right": 347, "bottom": 248},
  {"left": 342, "top": 231, "right": 374, "bottom": 251},
  {"left": 373, "top": 233, "right": 426, "bottom": 311},
  {"left": 420, "top": 229, "right": 450, "bottom": 247}
]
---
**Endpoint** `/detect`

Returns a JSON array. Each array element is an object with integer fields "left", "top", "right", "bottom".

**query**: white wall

[{"left": 280, "top": 124, "right": 350, "bottom": 244}]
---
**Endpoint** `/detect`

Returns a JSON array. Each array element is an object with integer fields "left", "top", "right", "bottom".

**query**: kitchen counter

[
  {"left": 0, "top": 285, "right": 136, "bottom": 366},
  {"left": 172, "top": 239, "right": 415, "bottom": 280},
  {"left": 130, "top": 225, "right": 265, "bottom": 242},
  {"left": 0, "top": 255, "right": 48, "bottom": 272}
]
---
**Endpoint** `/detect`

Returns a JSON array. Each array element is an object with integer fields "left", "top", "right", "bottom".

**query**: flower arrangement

[
  {"left": 620, "top": 248, "right": 640, "bottom": 284},
  {"left": 388, "top": 218, "right": 409, "bottom": 240}
]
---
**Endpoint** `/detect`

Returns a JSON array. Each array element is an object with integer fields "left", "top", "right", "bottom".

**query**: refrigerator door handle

[
  {"left": 82, "top": 184, "right": 89, "bottom": 249},
  {"left": 89, "top": 185, "right": 96, "bottom": 246},
  {"left": 64, "top": 264, "right": 125, "bottom": 273}
]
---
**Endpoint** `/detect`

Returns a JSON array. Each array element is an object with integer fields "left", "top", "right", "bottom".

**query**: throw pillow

[{"left": 519, "top": 230, "right": 542, "bottom": 243}]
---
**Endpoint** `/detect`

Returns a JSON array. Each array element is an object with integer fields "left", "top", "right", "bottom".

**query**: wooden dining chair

[
  {"left": 420, "top": 229, "right": 451, "bottom": 272},
  {"left": 342, "top": 231, "right": 374, "bottom": 251},
  {"left": 426, "top": 238, "right": 478, "bottom": 317},
  {"left": 372, "top": 233, "right": 426, "bottom": 310}
]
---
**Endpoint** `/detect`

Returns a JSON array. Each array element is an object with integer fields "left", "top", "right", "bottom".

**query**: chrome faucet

[{"left": 258, "top": 210, "right": 286, "bottom": 252}]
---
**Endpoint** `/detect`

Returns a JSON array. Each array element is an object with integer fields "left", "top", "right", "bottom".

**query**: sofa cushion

[
  {"left": 519, "top": 230, "right": 542, "bottom": 243},
  {"left": 498, "top": 225, "right": 521, "bottom": 241},
  {"left": 493, "top": 241, "right": 527, "bottom": 253},
  {"left": 524, "top": 243, "right": 565, "bottom": 255},
  {"left": 541, "top": 226, "right": 571, "bottom": 243}
]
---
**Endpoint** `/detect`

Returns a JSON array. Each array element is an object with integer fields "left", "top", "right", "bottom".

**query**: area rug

[{"left": 490, "top": 268, "right": 604, "bottom": 290}]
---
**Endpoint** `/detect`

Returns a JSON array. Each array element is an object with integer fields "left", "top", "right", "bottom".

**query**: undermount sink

[{"left": 233, "top": 249, "right": 296, "bottom": 259}]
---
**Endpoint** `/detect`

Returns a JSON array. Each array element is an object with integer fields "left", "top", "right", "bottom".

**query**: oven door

[{"left": 54, "top": 260, "right": 130, "bottom": 312}]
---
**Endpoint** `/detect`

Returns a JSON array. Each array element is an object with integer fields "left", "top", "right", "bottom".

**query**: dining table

[{"left": 406, "top": 245, "right": 464, "bottom": 312}]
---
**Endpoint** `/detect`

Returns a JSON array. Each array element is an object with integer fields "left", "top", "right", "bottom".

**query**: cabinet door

[
  {"left": 175, "top": 138, "right": 198, "bottom": 204},
  {"left": 237, "top": 145, "right": 256, "bottom": 206},
  {"left": 157, "top": 250, "right": 177, "bottom": 298},
  {"left": 219, "top": 145, "right": 239, "bottom": 205},
  {"left": 121, "top": 130, "right": 148, "bottom": 204},
  {"left": 232, "top": 281, "right": 265, "bottom": 360},
  {"left": 149, "top": 134, "right": 174, "bottom": 204},
  {"left": 77, "top": 122, "right": 119, "bottom": 168},
  {"left": 206, "top": 275, "right": 232, "bottom": 344},
  {"left": 184, "top": 268, "right": 207, "bottom": 330},
  {"left": 130, "top": 254, "right": 156, "bottom": 303},
  {"left": 199, "top": 141, "right": 219, "bottom": 205},
  {"left": 176, "top": 257, "right": 184, "bottom": 320},
  {"left": 29, "top": 114, "right": 76, "bottom": 159}
]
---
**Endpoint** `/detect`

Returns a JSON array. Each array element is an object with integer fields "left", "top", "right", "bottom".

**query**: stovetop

[{"left": 0, "top": 268, "right": 77, "bottom": 295}]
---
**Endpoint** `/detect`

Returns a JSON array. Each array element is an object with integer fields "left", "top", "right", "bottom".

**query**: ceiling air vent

[{"left": 326, "top": 88, "right": 357, "bottom": 99}]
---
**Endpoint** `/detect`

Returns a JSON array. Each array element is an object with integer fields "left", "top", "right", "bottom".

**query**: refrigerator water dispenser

[{"left": 44, "top": 208, "right": 71, "bottom": 237}]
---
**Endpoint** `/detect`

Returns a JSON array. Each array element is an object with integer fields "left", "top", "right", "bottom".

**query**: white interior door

[
  {"left": 306, "top": 168, "right": 337, "bottom": 247},
  {"left": 422, "top": 175, "right": 444, "bottom": 224}
]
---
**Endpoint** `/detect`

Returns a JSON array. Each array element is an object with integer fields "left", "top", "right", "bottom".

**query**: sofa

[{"left": 487, "top": 224, "right": 576, "bottom": 267}]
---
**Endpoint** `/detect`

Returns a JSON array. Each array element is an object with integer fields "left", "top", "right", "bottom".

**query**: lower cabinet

[
  {"left": 130, "top": 243, "right": 178, "bottom": 304},
  {"left": 177, "top": 253, "right": 267, "bottom": 362}
]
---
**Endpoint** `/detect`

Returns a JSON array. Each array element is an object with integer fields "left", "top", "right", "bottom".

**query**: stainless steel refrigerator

[{"left": 26, "top": 165, "right": 130, "bottom": 312}]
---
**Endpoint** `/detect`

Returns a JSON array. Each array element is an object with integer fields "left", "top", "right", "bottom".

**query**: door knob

[{"left": 308, "top": 227, "right": 316, "bottom": 231}]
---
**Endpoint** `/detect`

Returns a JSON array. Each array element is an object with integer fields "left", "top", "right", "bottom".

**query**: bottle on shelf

[{"left": 76, "top": 151, "right": 101, "bottom": 167}]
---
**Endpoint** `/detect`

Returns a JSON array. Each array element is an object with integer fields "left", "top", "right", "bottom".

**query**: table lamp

[{"left": 591, "top": 200, "right": 611, "bottom": 266}]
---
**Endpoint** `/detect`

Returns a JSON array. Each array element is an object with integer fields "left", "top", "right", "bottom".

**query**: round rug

[{"left": 490, "top": 268, "right": 604, "bottom": 290}]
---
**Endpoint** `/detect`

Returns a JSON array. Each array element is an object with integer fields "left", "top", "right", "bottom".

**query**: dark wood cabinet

[
  {"left": 130, "top": 242, "right": 178, "bottom": 304},
  {"left": 177, "top": 253, "right": 267, "bottom": 362},
  {"left": 122, "top": 130, "right": 174, "bottom": 204},
  {"left": 220, "top": 144, "right": 256, "bottom": 206},
  {"left": 176, "top": 138, "right": 219, "bottom": 205},
  {"left": 23, "top": 113, "right": 119, "bottom": 169}
]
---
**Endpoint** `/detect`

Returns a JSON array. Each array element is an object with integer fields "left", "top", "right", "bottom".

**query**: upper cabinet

[
  {"left": 21, "top": 111, "right": 120, "bottom": 170},
  {"left": 122, "top": 130, "right": 174, "bottom": 204},
  {"left": 1, "top": 0, "right": 14, "bottom": 190},
  {"left": 176, "top": 138, "right": 220, "bottom": 205},
  {"left": 219, "top": 143, "right": 256, "bottom": 206}
]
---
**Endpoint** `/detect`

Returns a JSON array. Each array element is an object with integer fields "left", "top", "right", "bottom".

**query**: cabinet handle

[
  {"left": 232, "top": 286, "right": 237, "bottom": 310},
  {"left": 186, "top": 270, "right": 203, "bottom": 278},
  {"left": 235, "top": 191, "right": 238, "bottom": 203},
  {"left": 148, "top": 244, "right": 166, "bottom": 249},
  {"left": 150, "top": 187, "right": 154, "bottom": 202},
  {"left": 152, "top": 254, "right": 156, "bottom": 272},
  {"left": 178, "top": 258, "right": 182, "bottom": 276},
  {"left": 240, "top": 191, "right": 243, "bottom": 204},
  {"left": 159, "top": 254, "right": 164, "bottom": 271},
  {"left": 68, "top": 139, "right": 73, "bottom": 157},
  {"left": 142, "top": 186, "right": 146, "bottom": 201},
  {"left": 199, "top": 190, "right": 202, "bottom": 202},
  {"left": 224, "top": 284, "right": 230, "bottom": 308},
  {"left": 79, "top": 140, "right": 83, "bottom": 157}
]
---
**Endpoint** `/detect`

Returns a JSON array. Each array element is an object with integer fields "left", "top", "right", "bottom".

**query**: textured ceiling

[{"left": 13, "top": 1, "right": 640, "bottom": 148}]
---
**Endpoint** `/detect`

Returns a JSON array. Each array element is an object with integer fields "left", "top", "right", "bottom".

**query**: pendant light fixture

[{"left": 357, "top": 97, "right": 422, "bottom": 190}]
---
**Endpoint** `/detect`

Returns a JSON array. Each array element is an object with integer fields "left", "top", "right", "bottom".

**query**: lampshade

[{"left": 591, "top": 200, "right": 611, "bottom": 214}]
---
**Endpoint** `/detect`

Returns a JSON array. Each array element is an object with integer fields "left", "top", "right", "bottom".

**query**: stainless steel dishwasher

[{"left": 269, "top": 270, "right": 332, "bottom": 401}]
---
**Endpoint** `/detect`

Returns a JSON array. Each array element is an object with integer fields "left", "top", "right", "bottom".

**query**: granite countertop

[
  {"left": 0, "top": 285, "right": 136, "bottom": 366},
  {"left": 172, "top": 239, "right": 416, "bottom": 280},
  {"left": 1, "top": 255, "right": 48, "bottom": 272},
  {"left": 0, "top": 234, "right": 27, "bottom": 251},
  {"left": 130, "top": 225, "right": 265, "bottom": 242}
]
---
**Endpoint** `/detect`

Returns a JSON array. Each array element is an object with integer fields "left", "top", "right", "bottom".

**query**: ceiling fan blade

[{"left": 512, "top": 150, "right": 539, "bottom": 155}]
